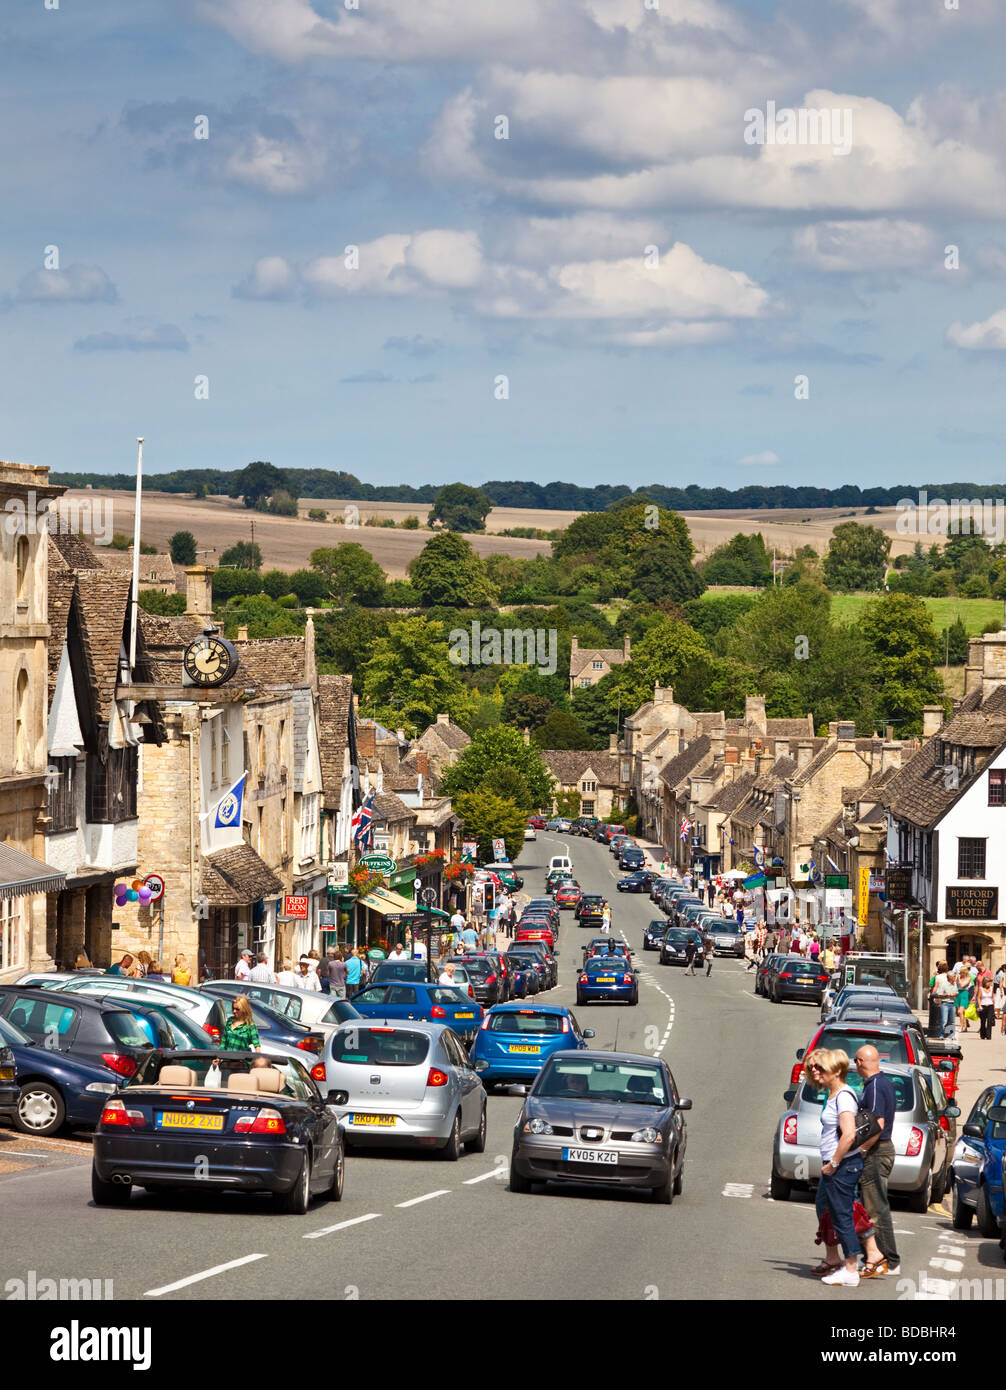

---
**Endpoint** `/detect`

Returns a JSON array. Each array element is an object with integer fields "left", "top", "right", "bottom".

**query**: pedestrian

[
  {"left": 235, "top": 949, "right": 252, "bottom": 981},
  {"left": 978, "top": 971, "right": 996, "bottom": 1040},
  {"left": 745, "top": 926, "right": 759, "bottom": 972},
  {"left": 808, "top": 931, "right": 821, "bottom": 961},
  {"left": 703, "top": 930, "right": 714, "bottom": 976},
  {"left": 953, "top": 959, "right": 972, "bottom": 1034},
  {"left": 601, "top": 903, "right": 612, "bottom": 935},
  {"left": 930, "top": 961, "right": 957, "bottom": 1041},
  {"left": 995, "top": 975, "right": 1006, "bottom": 1031},
  {"left": 277, "top": 959, "right": 299, "bottom": 987},
  {"left": 344, "top": 947, "right": 363, "bottom": 996},
  {"left": 297, "top": 956, "right": 321, "bottom": 991},
  {"left": 854, "top": 1046, "right": 900, "bottom": 1277},
  {"left": 387, "top": 941, "right": 409, "bottom": 963},
  {"left": 221, "top": 995, "right": 260, "bottom": 1052},
  {"left": 358, "top": 953, "right": 371, "bottom": 987},
  {"left": 171, "top": 953, "right": 191, "bottom": 986},
  {"left": 805, "top": 1048, "right": 869, "bottom": 1287},
  {"left": 412, "top": 935, "right": 428, "bottom": 961},
  {"left": 822, "top": 940, "right": 835, "bottom": 972},
  {"left": 105, "top": 953, "right": 135, "bottom": 977},
  {"left": 461, "top": 921, "right": 479, "bottom": 952},
  {"left": 248, "top": 952, "right": 276, "bottom": 984},
  {"left": 328, "top": 951, "right": 347, "bottom": 998},
  {"left": 135, "top": 950, "right": 152, "bottom": 977},
  {"left": 438, "top": 961, "right": 458, "bottom": 987},
  {"left": 450, "top": 906, "right": 465, "bottom": 937},
  {"left": 685, "top": 937, "right": 698, "bottom": 975}
]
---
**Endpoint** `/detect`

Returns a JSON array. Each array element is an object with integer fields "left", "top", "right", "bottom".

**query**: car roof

[
  {"left": 489, "top": 1003, "right": 569, "bottom": 1016},
  {"left": 332, "top": 1019, "right": 446, "bottom": 1036},
  {"left": 543, "top": 1048, "right": 665, "bottom": 1067},
  {"left": 0, "top": 985, "right": 131, "bottom": 1012}
]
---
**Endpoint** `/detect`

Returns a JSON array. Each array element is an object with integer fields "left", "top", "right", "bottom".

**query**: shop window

[{"left": 958, "top": 837, "right": 987, "bottom": 880}]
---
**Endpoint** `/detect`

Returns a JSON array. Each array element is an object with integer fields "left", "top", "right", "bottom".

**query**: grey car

[
  {"left": 322, "top": 1020, "right": 487, "bottom": 1159},
  {"left": 771, "top": 1062, "right": 958, "bottom": 1210},
  {"left": 510, "top": 1050, "right": 691, "bottom": 1203},
  {"left": 702, "top": 921, "right": 746, "bottom": 958},
  {"left": 821, "top": 983, "right": 901, "bottom": 1024}
]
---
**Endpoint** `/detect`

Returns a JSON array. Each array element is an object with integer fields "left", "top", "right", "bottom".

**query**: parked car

[
  {"left": 0, "top": 1035, "right": 16, "bottom": 1119},
  {"left": 768, "top": 958, "right": 832, "bottom": 1005},
  {"left": 56, "top": 976, "right": 228, "bottom": 1044},
  {"left": 516, "top": 922, "right": 556, "bottom": 952},
  {"left": 619, "top": 848, "right": 646, "bottom": 872},
  {"left": 571, "top": 817, "right": 599, "bottom": 837},
  {"left": 659, "top": 927, "right": 703, "bottom": 967},
  {"left": 756, "top": 953, "right": 798, "bottom": 999},
  {"left": 0, "top": 1013, "right": 121, "bottom": 1137},
  {"left": 616, "top": 871, "right": 653, "bottom": 893},
  {"left": 349, "top": 981, "right": 483, "bottom": 1044},
  {"left": 0, "top": 986, "right": 152, "bottom": 1081},
  {"left": 574, "top": 896, "right": 607, "bottom": 929},
  {"left": 470, "top": 1005, "right": 595, "bottom": 1089},
  {"left": 524, "top": 825, "right": 537, "bottom": 841},
  {"left": 322, "top": 1021, "right": 487, "bottom": 1158},
  {"left": 772, "top": 1062, "right": 957, "bottom": 1210},
  {"left": 555, "top": 882, "right": 583, "bottom": 910},
  {"left": 369, "top": 959, "right": 439, "bottom": 986},
  {"left": 504, "top": 954, "right": 538, "bottom": 999},
  {"left": 508, "top": 942, "right": 557, "bottom": 990},
  {"left": 447, "top": 955, "right": 506, "bottom": 1006},
  {"left": 527, "top": 816, "right": 546, "bottom": 830},
  {"left": 822, "top": 983, "right": 902, "bottom": 1023},
  {"left": 950, "top": 1085, "right": 1006, "bottom": 1236},
  {"left": 201, "top": 978, "right": 362, "bottom": 1033},
  {"left": 91, "top": 1050, "right": 344, "bottom": 1213}
]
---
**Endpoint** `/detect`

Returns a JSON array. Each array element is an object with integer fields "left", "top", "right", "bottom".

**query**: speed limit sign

[{"left": 143, "top": 873, "right": 165, "bottom": 902}]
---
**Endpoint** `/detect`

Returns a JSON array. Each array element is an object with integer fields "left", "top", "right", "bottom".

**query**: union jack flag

[
  {"left": 351, "top": 791, "right": 376, "bottom": 851},
  {"left": 679, "top": 817, "right": 692, "bottom": 841}
]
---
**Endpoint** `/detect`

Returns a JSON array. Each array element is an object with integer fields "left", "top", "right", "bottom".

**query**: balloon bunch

[{"left": 114, "top": 877, "right": 152, "bottom": 908}]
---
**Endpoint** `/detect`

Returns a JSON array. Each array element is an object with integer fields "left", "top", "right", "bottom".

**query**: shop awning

[
  {"left": 357, "top": 887, "right": 418, "bottom": 915},
  {"left": 0, "top": 843, "right": 67, "bottom": 901}
]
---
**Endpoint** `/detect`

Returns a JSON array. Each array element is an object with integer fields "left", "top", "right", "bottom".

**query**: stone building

[
  {"left": 541, "top": 748, "right": 623, "bottom": 820},
  {"left": 412, "top": 713, "right": 470, "bottom": 781},
  {"left": 569, "top": 634, "right": 631, "bottom": 694}
]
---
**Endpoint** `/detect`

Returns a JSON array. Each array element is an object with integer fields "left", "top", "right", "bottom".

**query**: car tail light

[
  {"left": 778, "top": 972, "right": 793, "bottom": 980},
  {"left": 906, "top": 1126, "right": 924, "bottom": 1157},
  {"left": 430, "top": 1006, "right": 447, "bottom": 1019},
  {"left": 100, "top": 1100, "right": 145, "bottom": 1128},
  {"left": 204, "top": 1023, "right": 221, "bottom": 1042},
  {"left": 580, "top": 975, "right": 588, "bottom": 984},
  {"left": 480, "top": 1014, "right": 492, "bottom": 1031},
  {"left": 235, "top": 1108, "right": 286, "bottom": 1135},
  {"left": 782, "top": 1115, "right": 798, "bottom": 1145},
  {"left": 427, "top": 1068, "right": 449, "bottom": 1087},
  {"left": 790, "top": 1063, "right": 804, "bottom": 1084},
  {"left": 310, "top": 1062, "right": 326, "bottom": 1083},
  {"left": 938, "top": 1115, "right": 951, "bottom": 1134},
  {"left": 817, "top": 975, "right": 828, "bottom": 983},
  {"left": 486, "top": 974, "right": 497, "bottom": 984},
  {"left": 905, "top": 1036, "right": 916, "bottom": 1064},
  {"left": 296, "top": 1037, "right": 322, "bottom": 1053},
  {"left": 100, "top": 1052, "right": 137, "bottom": 1078},
  {"left": 468, "top": 985, "right": 475, "bottom": 999},
  {"left": 561, "top": 1016, "right": 569, "bottom": 1033},
  {"left": 622, "top": 975, "right": 632, "bottom": 984}
]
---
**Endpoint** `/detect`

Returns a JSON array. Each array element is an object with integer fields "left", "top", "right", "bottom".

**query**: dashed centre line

[
  {"left": 395, "top": 1189, "right": 451, "bottom": 1208},
  {"left": 145, "top": 1253, "right": 268, "bottom": 1297},
  {"left": 304, "top": 1212, "right": 382, "bottom": 1239}
]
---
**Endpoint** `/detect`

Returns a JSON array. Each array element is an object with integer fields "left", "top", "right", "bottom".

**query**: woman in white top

[
  {"left": 277, "top": 961, "right": 299, "bottom": 989},
  {"left": 978, "top": 971, "right": 996, "bottom": 1040}
]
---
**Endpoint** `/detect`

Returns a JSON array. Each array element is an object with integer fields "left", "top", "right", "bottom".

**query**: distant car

[
  {"left": 619, "top": 849, "right": 646, "bottom": 872},
  {"left": 643, "top": 921, "right": 669, "bottom": 952},
  {"left": 510, "top": 1051, "right": 691, "bottom": 1203},
  {"left": 0, "top": 1013, "right": 120, "bottom": 1138},
  {"left": 201, "top": 979, "right": 362, "bottom": 1034},
  {"left": 323, "top": 1021, "right": 487, "bottom": 1159},
  {"left": 571, "top": 817, "right": 599, "bottom": 837},
  {"left": 555, "top": 883, "right": 583, "bottom": 910},
  {"left": 702, "top": 923, "right": 746, "bottom": 959},
  {"left": 659, "top": 927, "right": 703, "bottom": 967},
  {"left": 470, "top": 1005, "right": 595, "bottom": 1089},
  {"left": 349, "top": 981, "right": 483, "bottom": 1044},
  {"left": 545, "top": 819, "right": 563, "bottom": 832},
  {"left": 527, "top": 817, "right": 546, "bottom": 830},
  {"left": 577, "top": 957, "right": 638, "bottom": 1007},
  {"left": 950, "top": 1085, "right": 1006, "bottom": 1236},
  {"left": 616, "top": 871, "right": 653, "bottom": 893},
  {"left": 524, "top": 825, "right": 537, "bottom": 840},
  {"left": 369, "top": 959, "right": 439, "bottom": 986},
  {"left": 504, "top": 954, "right": 538, "bottom": 999},
  {"left": 582, "top": 936, "right": 623, "bottom": 966},
  {"left": 769, "top": 958, "right": 832, "bottom": 1005},
  {"left": 508, "top": 942, "right": 557, "bottom": 990},
  {"left": 91, "top": 1050, "right": 344, "bottom": 1213},
  {"left": 554, "top": 818, "right": 572, "bottom": 833},
  {"left": 447, "top": 955, "right": 505, "bottom": 1007},
  {"left": 575, "top": 896, "right": 607, "bottom": 929}
]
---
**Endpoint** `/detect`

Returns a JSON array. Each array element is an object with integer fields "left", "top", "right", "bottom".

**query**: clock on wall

[{"left": 183, "top": 633, "right": 239, "bottom": 688}]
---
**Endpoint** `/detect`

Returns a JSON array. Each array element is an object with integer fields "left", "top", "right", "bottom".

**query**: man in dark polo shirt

[{"left": 855, "top": 1045, "right": 899, "bottom": 1276}]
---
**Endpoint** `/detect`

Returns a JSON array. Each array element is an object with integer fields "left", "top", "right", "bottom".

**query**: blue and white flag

[{"left": 212, "top": 773, "right": 246, "bottom": 831}]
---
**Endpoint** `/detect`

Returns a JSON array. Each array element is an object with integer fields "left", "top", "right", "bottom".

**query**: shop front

[{"left": 356, "top": 886, "right": 420, "bottom": 952}]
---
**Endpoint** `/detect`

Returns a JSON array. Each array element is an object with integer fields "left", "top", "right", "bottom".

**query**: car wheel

[
  {"left": 977, "top": 1184, "right": 999, "bottom": 1237},
  {"left": 576, "top": 994, "right": 585, "bottom": 1006},
  {"left": 931, "top": 1158, "right": 948, "bottom": 1205},
  {"left": 441, "top": 1111, "right": 462, "bottom": 1162},
  {"left": 91, "top": 1165, "right": 132, "bottom": 1206},
  {"left": 276, "top": 1151, "right": 312, "bottom": 1215},
  {"left": 328, "top": 1145, "right": 345, "bottom": 1202},
  {"left": 952, "top": 1184, "right": 975, "bottom": 1230},
  {"left": 509, "top": 1149, "right": 532, "bottom": 1193},
  {"left": 908, "top": 1166, "right": 934, "bottom": 1214},
  {"left": 467, "top": 1103, "right": 488, "bottom": 1155},
  {"left": 770, "top": 1167, "right": 792, "bottom": 1201},
  {"left": 15, "top": 1082, "right": 66, "bottom": 1137},
  {"left": 673, "top": 1160, "right": 684, "bottom": 1196},
  {"left": 651, "top": 1162, "right": 674, "bottom": 1205}
]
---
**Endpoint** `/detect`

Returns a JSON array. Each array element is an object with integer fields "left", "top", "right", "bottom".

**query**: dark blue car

[
  {"left": 349, "top": 981, "right": 483, "bottom": 1042},
  {"left": 576, "top": 955, "right": 638, "bottom": 1006},
  {"left": 0, "top": 1013, "right": 121, "bottom": 1137},
  {"left": 470, "top": 1005, "right": 594, "bottom": 1087},
  {"left": 951, "top": 1083, "right": 1006, "bottom": 1238}
]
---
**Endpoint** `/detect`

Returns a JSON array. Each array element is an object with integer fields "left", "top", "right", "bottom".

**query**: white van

[{"left": 547, "top": 855, "right": 573, "bottom": 875}]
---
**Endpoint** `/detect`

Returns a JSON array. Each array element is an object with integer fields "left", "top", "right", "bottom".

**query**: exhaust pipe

[{"left": 112, "top": 1174, "right": 133, "bottom": 1185}]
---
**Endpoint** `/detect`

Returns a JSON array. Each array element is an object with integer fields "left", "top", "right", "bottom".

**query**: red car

[
  {"left": 554, "top": 883, "right": 582, "bottom": 910},
  {"left": 516, "top": 924, "right": 555, "bottom": 951},
  {"left": 527, "top": 816, "right": 546, "bottom": 830}
]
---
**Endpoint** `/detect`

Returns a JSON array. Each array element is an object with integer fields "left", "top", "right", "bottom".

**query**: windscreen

[
  {"left": 817, "top": 1030, "right": 909, "bottom": 1065},
  {"left": 487, "top": 1012, "right": 566, "bottom": 1035},
  {"left": 331, "top": 1029, "right": 430, "bottom": 1067},
  {"left": 536, "top": 1058, "right": 666, "bottom": 1105},
  {"left": 103, "top": 1012, "right": 150, "bottom": 1047}
]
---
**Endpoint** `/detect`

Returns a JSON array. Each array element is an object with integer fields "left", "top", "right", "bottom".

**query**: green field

[{"left": 829, "top": 594, "right": 1003, "bottom": 635}]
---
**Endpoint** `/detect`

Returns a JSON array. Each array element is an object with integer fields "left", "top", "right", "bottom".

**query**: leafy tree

[
  {"left": 221, "top": 594, "right": 303, "bottom": 638},
  {"left": 942, "top": 616, "right": 969, "bottom": 665},
  {"left": 230, "top": 461, "right": 287, "bottom": 510},
  {"left": 169, "top": 531, "right": 197, "bottom": 565},
  {"left": 408, "top": 532, "right": 495, "bottom": 607},
  {"left": 439, "top": 726, "right": 554, "bottom": 809},
  {"left": 961, "top": 574, "right": 991, "bottom": 598},
  {"left": 360, "top": 617, "right": 477, "bottom": 735},
  {"left": 482, "top": 764, "right": 532, "bottom": 811},
  {"left": 683, "top": 593, "right": 757, "bottom": 640},
  {"left": 501, "top": 691, "right": 553, "bottom": 731},
  {"left": 701, "top": 532, "right": 773, "bottom": 587},
  {"left": 315, "top": 606, "right": 390, "bottom": 681},
  {"left": 139, "top": 540, "right": 159, "bottom": 555},
  {"left": 288, "top": 569, "right": 329, "bottom": 605},
  {"left": 532, "top": 707, "right": 593, "bottom": 749},
  {"left": 382, "top": 579, "right": 420, "bottom": 605},
  {"left": 138, "top": 589, "right": 186, "bottom": 616},
  {"left": 261, "top": 569, "right": 291, "bottom": 599},
  {"left": 267, "top": 489, "right": 298, "bottom": 517},
  {"left": 212, "top": 567, "right": 263, "bottom": 601},
  {"left": 554, "top": 502, "right": 704, "bottom": 603},
  {"left": 632, "top": 534, "right": 708, "bottom": 603},
  {"left": 497, "top": 665, "right": 570, "bottom": 709},
  {"left": 219, "top": 540, "right": 262, "bottom": 570},
  {"left": 428, "top": 483, "right": 492, "bottom": 533},
  {"left": 601, "top": 617, "right": 711, "bottom": 717},
  {"left": 555, "top": 790, "right": 582, "bottom": 819},
  {"left": 859, "top": 593, "right": 944, "bottom": 734},
  {"left": 452, "top": 789, "right": 527, "bottom": 863},
  {"left": 310, "top": 544, "right": 386, "bottom": 605},
  {"left": 822, "top": 523, "right": 891, "bottom": 592}
]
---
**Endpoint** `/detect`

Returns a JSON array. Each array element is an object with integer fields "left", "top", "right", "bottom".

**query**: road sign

[
  {"left": 360, "top": 853, "right": 397, "bottom": 875},
  {"left": 284, "top": 895, "right": 309, "bottom": 919},
  {"left": 143, "top": 873, "right": 165, "bottom": 902},
  {"left": 461, "top": 841, "right": 477, "bottom": 862},
  {"left": 492, "top": 838, "right": 506, "bottom": 861}
]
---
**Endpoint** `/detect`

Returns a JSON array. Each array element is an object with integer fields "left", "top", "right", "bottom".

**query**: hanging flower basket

[
  {"left": 415, "top": 849, "right": 447, "bottom": 869},
  {"left": 444, "top": 858, "right": 475, "bottom": 882},
  {"left": 349, "top": 867, "right": 387, "bottom": 897}
]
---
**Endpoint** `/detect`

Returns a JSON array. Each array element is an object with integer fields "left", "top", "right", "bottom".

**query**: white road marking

[
  {"left": 6, "top": 1151, "right": 53, "bottom": 1157},
  {"left": 304, "top": 1213, "right": 381, "bottom": 1239},
  {"left": 722, "top": 1182, "right": 755, "bottom": 1198},
  {"left": 929, "top": 1257, "right": 964, "bottom": 1272},
  {"left": 463, "top": 1168, "right": 506, "bottom": 1185},
  {"left": 145, "top": 1253, "right": 268, "bottom": 1297},
  {"left": 893, "top": 1228, "right": 914, "bottom": 1235},
  {"left": 395, "top": 1189, "right": 450, "bottom": 1208}
]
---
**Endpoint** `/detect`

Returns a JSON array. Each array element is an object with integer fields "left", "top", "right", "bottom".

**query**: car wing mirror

[
  {"left": 962, "top": 1121, "right": 984, "bottom": 1139},
  {"left": 945, "top": 1105, "right": 961, "bottom": 1118},
  {"left": 675, "top": 1097, "right": 693, "bottom": 1111},
  {"left": 783, "top": 1089, "right": 796, "bottom": 1104},
  {"left": 583, "top": 1029, "right": 595, "bottom": 1039},
  {"left": 795, "top": 1048, "right": 805, "bottom": 1060}
]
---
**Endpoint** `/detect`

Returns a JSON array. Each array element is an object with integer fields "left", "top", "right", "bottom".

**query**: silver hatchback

[
  {"left": 771, "top": 1062, "right": 957, "bottom": 1211},
  {"left": 322, "top": 1021, "right": 487, "bottom": 1159}
]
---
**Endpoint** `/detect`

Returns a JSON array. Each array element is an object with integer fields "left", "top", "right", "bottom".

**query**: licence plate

[
  {"left": 508, "top": 1044, "right": 541, "bottom": 1054},
  {"left": 351, "top": 1114, "right": 396, "bottom": 1127},
  {"left": 563, "top": 1148, "right": 618, "bottom": 1165},
  {"left": 156, "top": 1112, "right": 224, "bottom": 1131},
  {"left": 596, "top": 976, "right": 615, "bottom": 983},
  {"left": 454, "top": 1012, "right": 474, "bottom": 1019}
]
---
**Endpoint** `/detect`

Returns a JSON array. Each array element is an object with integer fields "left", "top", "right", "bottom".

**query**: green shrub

[
  {"left": 308, "top": 508, "right": 328, "bottom": 521},
  {"left": 401, "top": 515, "right": 420, "bottom": 529}
]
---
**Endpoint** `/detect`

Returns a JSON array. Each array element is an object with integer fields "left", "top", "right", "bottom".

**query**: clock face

[{"left": 183, "top": 636, "right": 238, "bottom": 688}]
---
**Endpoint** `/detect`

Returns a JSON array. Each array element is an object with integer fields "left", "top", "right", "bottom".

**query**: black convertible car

[{"left": 91, "top": 1050, "right": 345, "bottom": 1214}]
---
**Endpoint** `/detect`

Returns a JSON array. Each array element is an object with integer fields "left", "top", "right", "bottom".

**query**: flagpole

[{"left": 128, "top": 437, "right": 144, "bottom": 677}]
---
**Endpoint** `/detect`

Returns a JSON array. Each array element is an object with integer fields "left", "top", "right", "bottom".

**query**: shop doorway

[{"left": 946, "top": 934, "right": 994, "bottom": 968}]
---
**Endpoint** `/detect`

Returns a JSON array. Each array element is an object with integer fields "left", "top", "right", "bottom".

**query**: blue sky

[{"left": 2, "top": 0, "right": 1005, "bottom": 493}]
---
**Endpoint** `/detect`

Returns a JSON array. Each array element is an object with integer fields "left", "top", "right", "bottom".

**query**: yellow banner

[{"left": 858, "top": 865, "right": 870, "bottom": 927}]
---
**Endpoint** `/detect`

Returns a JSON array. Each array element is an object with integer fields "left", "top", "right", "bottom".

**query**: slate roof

[
  {"left": 202, "top": 843, "right": 284, "bottom": 907},
  {"left": 422, "top": 719, "right": 470, "bottom": 751},
  {"left": 753, "top": 755, "right": 798, "bottom": 794},
  {"left": 658, "top": 736, "right": 711, "bottom": 792},
  {"left": 138, "top": 612, "right": 206, "bottom": 682},
  {"left": 232, "top": 637, "right": 307, "bottom": 691},
  {"left": 372, "top": 792, "right": 416, "bottom": 824},
  {"left": 766, "top": 716, "right": 816, "bottom": 737},
  {"left": 541, "top": 751, "right": 621, "bottom": 786},
  {"left": 47, "top": 572, "right": 76, "bottom": 702},
  {"left": 730, "top": 795, "right": 767, "bottom": 828},
  {"left": 790, "top": 737, "right": 879, "bottom": 787},
  {"left": 75, "top": 571, "right": 132, "bottom": 725},
  {"left": 692, "top": 712, "right": 727, "bottom": 731},
  {"left": 50, "top": 532, "right": 103, "bottom": 571},
  {"left": 709, "top": 772, "right": 757, "bottom": 815},
  {"left": 317, "top": 675, "right": 353, "bottom": 810},
  {"left": 570, "top": 646, "right": 628, "bottom": 679},
  {"left": 96, "top": 547, "right": 177, "bottom": 587}
]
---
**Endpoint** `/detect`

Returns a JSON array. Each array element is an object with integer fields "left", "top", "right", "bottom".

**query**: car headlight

[
  {"left": 85, "top": 1082, "right": 117, "bottom": 1094},
  {"left": 630, "top": 1126, "right": 661, "bottom": 1144},
  {"left": 524, "top": 1117, "right": 554, "bottom": 1135}
]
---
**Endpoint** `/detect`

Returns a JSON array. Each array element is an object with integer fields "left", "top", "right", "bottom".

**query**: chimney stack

[
  {"left": 623, "top": 634, "right": 631, "bottom": 658},
  {"left": 744, "top": 695, "right": 767, "bottom": 734},
  {"left": 609, "top": 733, "right": 618, "bottom": 753},
  {"left": 710, "top": 726, "right": 726, "bottom": 761},
  {"left": 414, "top": 751, "right": 428, "bottom": 778},
  {"left": 356, "top": 721, "right": 376, "bottom": 758},
  {"left": 796, "top": 741, "right": 814, "bottom": 770},
  {"left": 922, "top": 705, "right": 944, "bottom": 740},
  {"left": 184, "top": 564, "right": 214, "bottom": 622},
  {"left": 237, "top": 625, "right": 249, "bottom": 641},
  {"left": 304, "top": 610, "right": 317, "bottom": 691},
  {"left": 436, "top": 713, "right": 450, "bottom": 726}
]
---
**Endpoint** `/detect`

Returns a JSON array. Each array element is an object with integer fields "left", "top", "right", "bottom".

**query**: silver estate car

[
  {"left": 322, "top": 1021, "right": 487, "bottom": 1159},
  {"left": 771, "top": 1062, "right": 959, "bottom": 1211},
  {"left": 510, "top": 1050, "right": 691, "bottom": 1204}
]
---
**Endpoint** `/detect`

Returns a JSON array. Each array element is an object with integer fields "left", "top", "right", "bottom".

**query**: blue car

[
  {"left": 576, "top": 955, "right": 638, "bottom": 1006},
  {"left": 951, "top": 1083, "right": 1006, "bottom": 1238},
  {"left": 0, "top": 1013, "right": 121, "bottom": 1137},
  {"left": 469, "top": 1005, "right": 594, "bottom": 1088},
  {"left": 349, "top": 981, "right": 483, "bottom": 1043}
]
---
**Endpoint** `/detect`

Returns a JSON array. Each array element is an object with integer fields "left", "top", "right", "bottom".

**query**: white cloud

[
  {"left": 233, "top": 256, "right": 298, "bottom": 300},
  {"left": 498, "top": 213, "right": 667, "bottom": 266},
  {"left": 946, "top": 310, "right": 1006, "bottom": 351},
  {"left": 737, "top": 450, "right": 781, "bottom": 466},
  {"left": 222, "top": 133, "right": 328, "bottom": 195},
  {"left": 792, "top": 218, "right": 938, "bottom": 272},
  {"left": 74, "top": 323, "right": 189, "bottom": 352},
  {"left": 16, "top": 264, "right": 118, "bottom": 304},
  {"left": 404, "top": 230, "right": 483, "bottom": 290},
  {"left": 547, "top": 242, "right": 770, "bottom": 320},
  {"left": 301, "top": 231, "right": 482, "bottom": 297}
]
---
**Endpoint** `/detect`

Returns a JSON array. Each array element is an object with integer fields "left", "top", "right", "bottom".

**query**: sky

[{"left": 1, "top": 0, "right": 1005, "bottom": 494}]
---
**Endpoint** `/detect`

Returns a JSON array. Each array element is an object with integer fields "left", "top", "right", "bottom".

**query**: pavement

[{"left": 1, "top": 830, "right": 1002, "bottom": 1301}]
